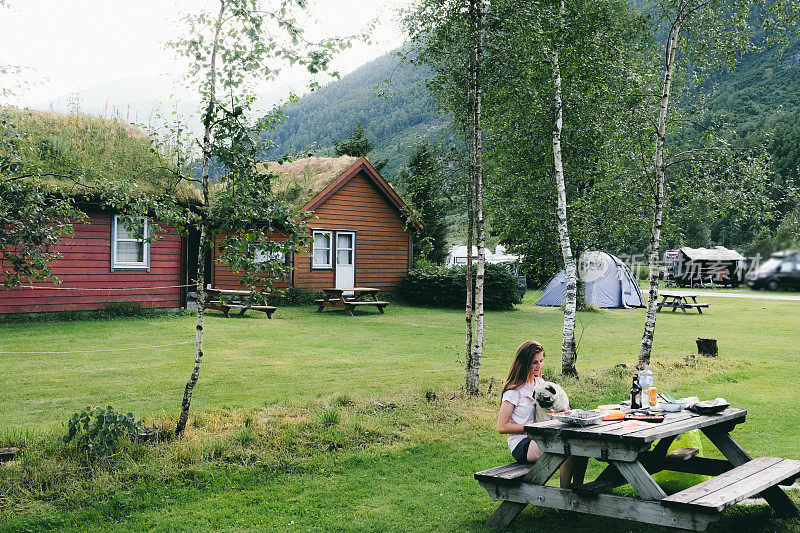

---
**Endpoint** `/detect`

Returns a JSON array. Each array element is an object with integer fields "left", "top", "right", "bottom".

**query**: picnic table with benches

[
  {"left": 476, "top": 407, "right": 800, "bottom": 531},
  {"left": 315, "top": 287, "right": 388, "bottom": 315},
  {"left": 657, "top": 292, "right": 710, "bottom": 314},
  {"left": 204, "top": 288, "right": 276, "bottom": 318}
]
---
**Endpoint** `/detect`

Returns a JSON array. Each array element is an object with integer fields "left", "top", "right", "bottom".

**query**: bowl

[{"left": 660, "top": 402, "right": 684, "bottom": 413}]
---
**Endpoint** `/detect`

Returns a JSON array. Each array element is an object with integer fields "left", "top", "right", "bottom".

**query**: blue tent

[{"left": 537, "top": 251, "right": 644, "bottom": 308}]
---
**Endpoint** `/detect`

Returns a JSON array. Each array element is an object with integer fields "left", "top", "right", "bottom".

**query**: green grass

[{"left": 1, "top": 293, "right": 799, "bottom": 531}]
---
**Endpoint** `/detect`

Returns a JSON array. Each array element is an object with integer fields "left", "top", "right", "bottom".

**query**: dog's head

[{"left": 534, "top": 383, "right": 560, "bottom": 409}]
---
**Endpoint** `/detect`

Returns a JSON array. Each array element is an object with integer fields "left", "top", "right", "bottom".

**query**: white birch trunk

[
  {"left": 639, "top": 16, "right": 682, "bottom": 367},
  {"left": 552, "top": 0, "right": 578, "bottom": 377},
  {"left": 467, "top": 0, "right": 485, "bottom": 394},
  {"left": 176, "top": 1, "right": 225, "bottom": 436},
  {"left": 464, "top": 27, "right": 475, "bottom": 391}
]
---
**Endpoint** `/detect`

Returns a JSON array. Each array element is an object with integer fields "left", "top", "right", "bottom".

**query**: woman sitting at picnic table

[{"left": 497, "top": 340, "right": 587, "bottom": 488}]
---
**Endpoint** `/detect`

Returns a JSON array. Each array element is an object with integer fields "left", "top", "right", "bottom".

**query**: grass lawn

[{"left": 1, "top": 293, "right": 799, "bottom": 531}]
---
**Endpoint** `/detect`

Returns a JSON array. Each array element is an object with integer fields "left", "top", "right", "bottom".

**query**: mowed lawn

[{"left": 1, "top": 293, "right": 800, "bottom": 532}]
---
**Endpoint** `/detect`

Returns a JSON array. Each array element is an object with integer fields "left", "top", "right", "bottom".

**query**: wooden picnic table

[
  {"left": 476, "top": 408, "right": 800, "bottom": 531},
  {"left": 657, "top": 292, "right": 710, "bottom": 314},
  {"left": 204, "top": 288, "right": 276, "bottom": 318},
  {"left": 315, "top": 287, "right": 388, "bottom": 315}
]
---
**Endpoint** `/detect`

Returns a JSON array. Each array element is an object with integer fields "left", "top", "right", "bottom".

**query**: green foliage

[
  {"left": 332, "top": 122, "right": 372, "bottom": 157},
  {"left": 399, "top": 142, "right": 449, "bottom": 264},
  {"left": 61, "top": 406, "right": 143, "bottom": 458},
  {"left": 265, "top": 286, "right": 323, "bottom": 307},
  {"left": 398, "top": 263, "right": 521, "bottom": 310}
]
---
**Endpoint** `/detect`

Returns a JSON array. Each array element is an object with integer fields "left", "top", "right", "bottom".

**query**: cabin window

[
  {"left": 312, "top": 231, "right": 332, "bottom": 268},
  {"left": 252, "top": 246, "right": 285, "bottom": 263},
  {"left": 112, "top": 215, "right": 150, "bottom": 271}
]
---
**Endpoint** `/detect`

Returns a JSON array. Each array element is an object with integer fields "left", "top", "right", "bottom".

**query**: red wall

[{"left": 0, "top": 212, "right": 184, "bottom": 314}]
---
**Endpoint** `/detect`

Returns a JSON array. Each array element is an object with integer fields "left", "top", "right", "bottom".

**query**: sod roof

[
  {"left": 258, "top": 156, "right": 359, "bottom": 207},
  {"left": 1, "top": 107, "right": 201, "bottom": 205}
]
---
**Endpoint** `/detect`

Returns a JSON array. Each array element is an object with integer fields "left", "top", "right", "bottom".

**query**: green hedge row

[{"left": 398, "top": 263, "right": 521, "bottom": 310}]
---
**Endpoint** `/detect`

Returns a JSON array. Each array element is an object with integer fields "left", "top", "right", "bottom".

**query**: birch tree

[
  {"left": 405, "top": 0, "right": 487, "bottom": 393},
  {"left": 638, "top": 0, "right": 779, "bottom": 366},
  {"left": 168, "top": 0, "right": 352, "bottom": 435}
]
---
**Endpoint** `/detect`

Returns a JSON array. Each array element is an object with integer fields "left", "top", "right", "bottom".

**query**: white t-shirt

[{"left": 501, "top": 378, "right": 541, "bottom": 452}]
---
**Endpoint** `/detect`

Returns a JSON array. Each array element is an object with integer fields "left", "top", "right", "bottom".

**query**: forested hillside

[{"left": 261, "top": 50, "right": 453, "bottom": 179}]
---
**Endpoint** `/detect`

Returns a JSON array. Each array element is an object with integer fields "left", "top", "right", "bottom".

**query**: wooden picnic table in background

[
  {"left": 476, "top": 407, "right": 800, "bottom": 531},
  {"left": 315, "top": 287, "right": 388, "bottom": 315},
  {"left": 204, "top": 288, "right": 276, "bottom": 318},
  {"left": 657, "top": 292, "right": 710, "bottom": 314}
]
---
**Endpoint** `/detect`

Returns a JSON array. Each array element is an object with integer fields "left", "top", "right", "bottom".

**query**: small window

[
  {"left": 312, "top": 231, "right": 332, "bottom": 268},
  {"left": 112, "top": 215, "right": 149, "bottom": 270},
  {"left": 253, "top": 247, "right": 285, "bottom": 263},
  {"left": 779, "top": 261, "right": 793, "bottom": 273}
]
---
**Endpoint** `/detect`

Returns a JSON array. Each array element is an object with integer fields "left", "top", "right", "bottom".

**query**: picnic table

[
  {"left": 315, "top": 287, "right": 388, "bottom": 315},
  {"left": 476, "top": 408, "right": 800, "bottom": 531},
  {"left": 657, "top": 292, "right": 710, "bottom": 314},
  {"left": 204, "top": 288, "right": 276, "bottom": 318}
]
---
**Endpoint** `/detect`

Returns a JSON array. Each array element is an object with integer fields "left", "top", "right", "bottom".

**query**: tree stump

[
  {"left": 696, "top": 338, "right": 718, "bottom": 357},
  {"left": 0, "top": 447, "right": 19, "bottom": 462}
]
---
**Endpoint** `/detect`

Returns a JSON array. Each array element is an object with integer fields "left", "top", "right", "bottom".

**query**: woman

[{"left": 497, "top": 340, "right": 587, "bottom": 488}]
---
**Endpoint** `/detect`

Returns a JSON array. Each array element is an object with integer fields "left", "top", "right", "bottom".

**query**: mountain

[{"left": 260, "top": 50, "right": 453, "bottom": 180}]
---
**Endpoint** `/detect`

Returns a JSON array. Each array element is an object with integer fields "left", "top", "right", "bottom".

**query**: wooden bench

[
  {"left": 314, "top": 299, "right": 389, "bottom": 315},
  {"left": 207, "top": 300, "right": 276, "bottom": 319},
  {"left": 662, "top": 456, "right": 800, "bottom": 513},
  {"left": 474, "top": 463, "right": 533, "bottom": 486}
]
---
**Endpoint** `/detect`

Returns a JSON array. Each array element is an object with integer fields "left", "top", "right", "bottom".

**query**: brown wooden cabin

[
  {"left": 0, "top": 210, "right": 185, "bottom": 314},
  {"left": 211, "top": 156, "right": 416, "bottom": 293}
]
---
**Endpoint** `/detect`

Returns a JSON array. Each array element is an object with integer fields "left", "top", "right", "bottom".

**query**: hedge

[{"left": 397, "top": 263, "right": 521, "bottom": 310}]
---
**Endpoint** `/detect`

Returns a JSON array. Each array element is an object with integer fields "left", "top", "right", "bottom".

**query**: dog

[{"left": 533, "top": 380, "right": 570, "bottom": 422}]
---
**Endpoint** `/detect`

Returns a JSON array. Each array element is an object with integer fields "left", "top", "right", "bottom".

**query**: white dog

[{"left": 533, "top": 380, "right": 570, "bottom": 422}]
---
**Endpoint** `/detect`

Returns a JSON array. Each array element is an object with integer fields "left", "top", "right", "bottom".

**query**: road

[{"left": 660, "top": 290, "right": 800, "bottom": 301}]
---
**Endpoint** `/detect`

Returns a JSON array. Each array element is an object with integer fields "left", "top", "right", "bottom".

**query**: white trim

[
  {"left": 312, "top": 230, "right": 333, "bottom": 269},
  {"left": 111, "top": 215, "right": 150, "bottom": 271}
]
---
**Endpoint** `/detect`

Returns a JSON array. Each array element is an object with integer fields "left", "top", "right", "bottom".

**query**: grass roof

[
  {"left": 259, "top": 156, "right": 359, "bottom": 207},
  {"left": 1, "top": 107, "right": 201, "bottom": 205}
]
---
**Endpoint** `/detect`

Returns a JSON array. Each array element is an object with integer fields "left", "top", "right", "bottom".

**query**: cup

[{"left": 648, "top": 387, "right": 658, "bottom": 407}]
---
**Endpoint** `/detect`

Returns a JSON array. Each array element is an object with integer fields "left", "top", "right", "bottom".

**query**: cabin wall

[
  {"left": 295, "top": 171, "right": 412, "bottom": 291},
  {"left": 0, "top": 212, "right": 183, "bottom": 314},
  {"left": 210, "top": 170, "right": 412, "bottom": 293},
  {"left": 210, "top": 232, "right": 290, "bottom": 291}
]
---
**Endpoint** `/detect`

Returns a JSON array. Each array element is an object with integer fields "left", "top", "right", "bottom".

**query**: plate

[{"left": 693, "top": 401, "right": 729, "bottom": 415}]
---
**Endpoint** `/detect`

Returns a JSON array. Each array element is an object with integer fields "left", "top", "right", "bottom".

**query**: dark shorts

[{"left": 511, "top": 437, "right": 533, "bottom": 464}]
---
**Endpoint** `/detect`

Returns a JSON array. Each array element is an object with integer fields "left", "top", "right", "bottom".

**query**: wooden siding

[
  {"left": 210, "top": 232, "right": 291, "bottom": 291},
  {"left": 0, "top": 212, "right": 183, "bottom": 314},
  {"left": 296, "top": 170, "right": 411, "bottom": 291},
  {"left": 210, "top": 169, "right": 412, "bottom": 293}
]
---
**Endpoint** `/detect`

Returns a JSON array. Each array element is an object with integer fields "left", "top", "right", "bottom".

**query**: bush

[
  {"left": 61, "top": 406, "right": 143, "bottom": 458},
  {"left": 398, "top": 263, "right": 521, "bottom": 310},
  {"left": 265, "top": 287, "right": 323, "bottom": 307}
]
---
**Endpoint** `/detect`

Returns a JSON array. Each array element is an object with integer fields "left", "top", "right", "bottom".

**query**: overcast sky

[{"left": 0, "top": 0, "right": 410, "bottom": 106}]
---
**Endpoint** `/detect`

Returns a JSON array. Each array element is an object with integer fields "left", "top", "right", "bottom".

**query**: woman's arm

[{"left": 497, "top": 400, "right": 525, "bottom": 434}]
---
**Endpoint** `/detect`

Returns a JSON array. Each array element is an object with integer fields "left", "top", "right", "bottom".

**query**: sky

[{"left": 0, "top": 0, "right": 410, "bottom": 107}]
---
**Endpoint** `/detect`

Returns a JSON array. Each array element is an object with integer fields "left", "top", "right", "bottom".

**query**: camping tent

[{"left": 537, "top": 251, "right": 644, "bottom": 308}]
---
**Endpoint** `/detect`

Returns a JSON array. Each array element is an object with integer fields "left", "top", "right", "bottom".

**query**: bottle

[
  {"left": 630, "top": 372, "right": 642, "bottom": 410},
  {"left": 640, "top": 365, "right": 654, "bottom": 389}
]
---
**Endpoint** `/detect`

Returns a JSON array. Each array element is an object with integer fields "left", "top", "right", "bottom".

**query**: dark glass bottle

[{"left": 630, "top": 372, "right": 642, "bottom": 410}]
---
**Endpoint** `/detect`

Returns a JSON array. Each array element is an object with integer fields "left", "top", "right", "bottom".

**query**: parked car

[{"left": 746, "top": 250, "right": 800, "bottom": 290}]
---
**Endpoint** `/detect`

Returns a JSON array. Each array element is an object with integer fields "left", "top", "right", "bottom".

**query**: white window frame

[
  {"left": 111, "top": 215, "right": 150, "bottom": 271},
  {"left": 252, "top": 245, "right": 285, "bottom": 263},
  {"left": 312, "top": 230, "right": 333, "bottom": 269}
]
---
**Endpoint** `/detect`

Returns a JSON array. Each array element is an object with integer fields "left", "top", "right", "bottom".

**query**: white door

[{"left": 335, "top": 232, "right": 355, "bottom": 290}]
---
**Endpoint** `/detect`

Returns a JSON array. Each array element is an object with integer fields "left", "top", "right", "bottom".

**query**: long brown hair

[{"left": 501, "top": 341, "right": 544, "bottom": 398}]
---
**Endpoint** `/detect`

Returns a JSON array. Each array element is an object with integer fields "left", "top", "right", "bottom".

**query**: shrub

[
  {"left": 61, "top": 406, "right": 143, "bottom": 458},
  {"left": 266, "top": 286, "right": 323, "bottom": 307},
  {"left": 398, "top": 263, "right": 521, "bottom": 310}
]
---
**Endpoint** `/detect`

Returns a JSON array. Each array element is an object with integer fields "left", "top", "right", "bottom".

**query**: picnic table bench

[
  {"left": 204, "top": 288, "right": 276, "bottom": 319},
  {"left": 476, "top": 408, "right": 800, "bottom": 531},
  {"left": 657, "top": 292, "right": 710, "bottom": 314},
  {"left": 315, "top": 287, "right": 388, "bottom": 315}
]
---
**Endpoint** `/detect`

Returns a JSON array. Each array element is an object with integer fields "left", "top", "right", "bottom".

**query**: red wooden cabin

[
  {"left": 0, "top": 108, "right": 196, "bottom": 315},
  {"left": 0, "top": 211, "right": 186, "bottom": 314},
  {"left": 211, "top": 156, "right": 415, "bottom": 293}
]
